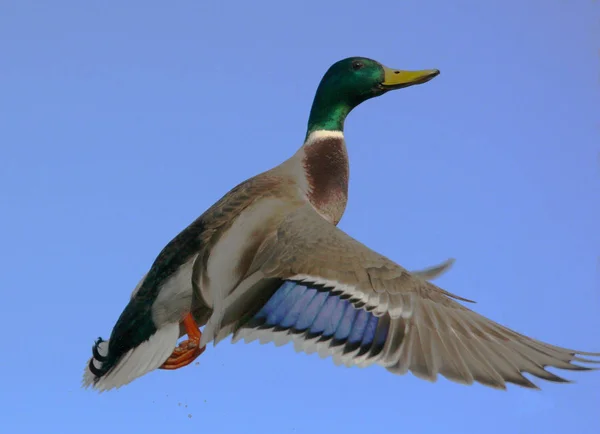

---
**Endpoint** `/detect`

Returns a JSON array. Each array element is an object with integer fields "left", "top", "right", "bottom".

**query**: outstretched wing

[{"left": 233, "top": 205, "right": 599, "bottom": 390}]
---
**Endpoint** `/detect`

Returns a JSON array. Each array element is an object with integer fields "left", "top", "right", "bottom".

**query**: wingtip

[{"left": 410, "top": 257, "right": 457, "bottom": 282}]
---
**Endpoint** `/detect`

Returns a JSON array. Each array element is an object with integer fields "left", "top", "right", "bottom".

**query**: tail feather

[{"left": 82, "top": 322, "right": 180, "bottom": 392}]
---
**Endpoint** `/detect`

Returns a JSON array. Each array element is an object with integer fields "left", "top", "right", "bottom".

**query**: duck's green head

[{"left": 306, "top": 57, "right": 439, "bottom": 137}]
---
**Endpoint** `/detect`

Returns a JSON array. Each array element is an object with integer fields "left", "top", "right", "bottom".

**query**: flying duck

[{"left": 83, "top": 57, "right": 599, "bottom": 392}]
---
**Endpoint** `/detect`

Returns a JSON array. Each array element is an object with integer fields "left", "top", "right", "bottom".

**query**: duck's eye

[{"left": 351, "top": 61, "right": 364, "bottom": 71}]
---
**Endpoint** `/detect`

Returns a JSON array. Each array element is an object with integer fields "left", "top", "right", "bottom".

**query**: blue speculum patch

[{"left": 249, "top": 281, "right": 388, "bottom": 355}]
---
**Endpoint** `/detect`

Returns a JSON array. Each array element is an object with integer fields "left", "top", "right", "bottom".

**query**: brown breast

[{"left": 302, "top": 136, "right": 349, "bottom": 225}]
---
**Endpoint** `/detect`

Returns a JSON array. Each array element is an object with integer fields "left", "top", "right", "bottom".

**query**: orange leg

[{"left": 159, "top": 313, "right": 206, "bottom": 370}]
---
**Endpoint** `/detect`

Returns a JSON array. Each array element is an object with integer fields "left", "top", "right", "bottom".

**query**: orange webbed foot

[{"left": 159, "top": 313, "right": 206, "bottom": 370}]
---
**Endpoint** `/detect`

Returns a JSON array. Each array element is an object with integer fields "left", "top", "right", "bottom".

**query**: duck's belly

[{"left": 201, "top": 197, "right": 288, "bottom": 309}]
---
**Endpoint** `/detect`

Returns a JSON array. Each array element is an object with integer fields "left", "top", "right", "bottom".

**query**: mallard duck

[{"left": 83, "top": 57, "right": 599, "bottom": 392}]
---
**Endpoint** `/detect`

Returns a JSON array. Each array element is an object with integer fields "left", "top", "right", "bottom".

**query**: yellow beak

[{"left": 381, "top": 67, "right": 440, "bottom": 89}]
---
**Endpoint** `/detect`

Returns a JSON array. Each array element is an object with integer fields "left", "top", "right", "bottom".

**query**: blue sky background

[{"left": 1, "top": 1, "right": 599, "bottom": 433}]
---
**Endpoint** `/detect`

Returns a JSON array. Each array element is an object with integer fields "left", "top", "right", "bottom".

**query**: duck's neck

[
  {"left": 305, "top": 82, "right": 355, "bottom": 139},
  {"left": 306, "top": 103, "right": 351, "bottom": 139},
  {"left": 300, "top": 130, "right": 349, "bottom": 225}
]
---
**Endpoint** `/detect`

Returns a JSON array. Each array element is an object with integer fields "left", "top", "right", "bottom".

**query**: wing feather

[{"left": 239, "top": 205, "right": 600, "bottom": 389}]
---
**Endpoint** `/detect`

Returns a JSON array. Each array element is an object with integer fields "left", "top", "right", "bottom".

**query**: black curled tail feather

[
  {"left": 92, "top": 338, "right": 107, "bottom": 362},
  {"left": 88, "top": 296, "right": 158, "bottom": 381},
  {"left": 88, "top": 338, "right": 110, "bottom": 379}
]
